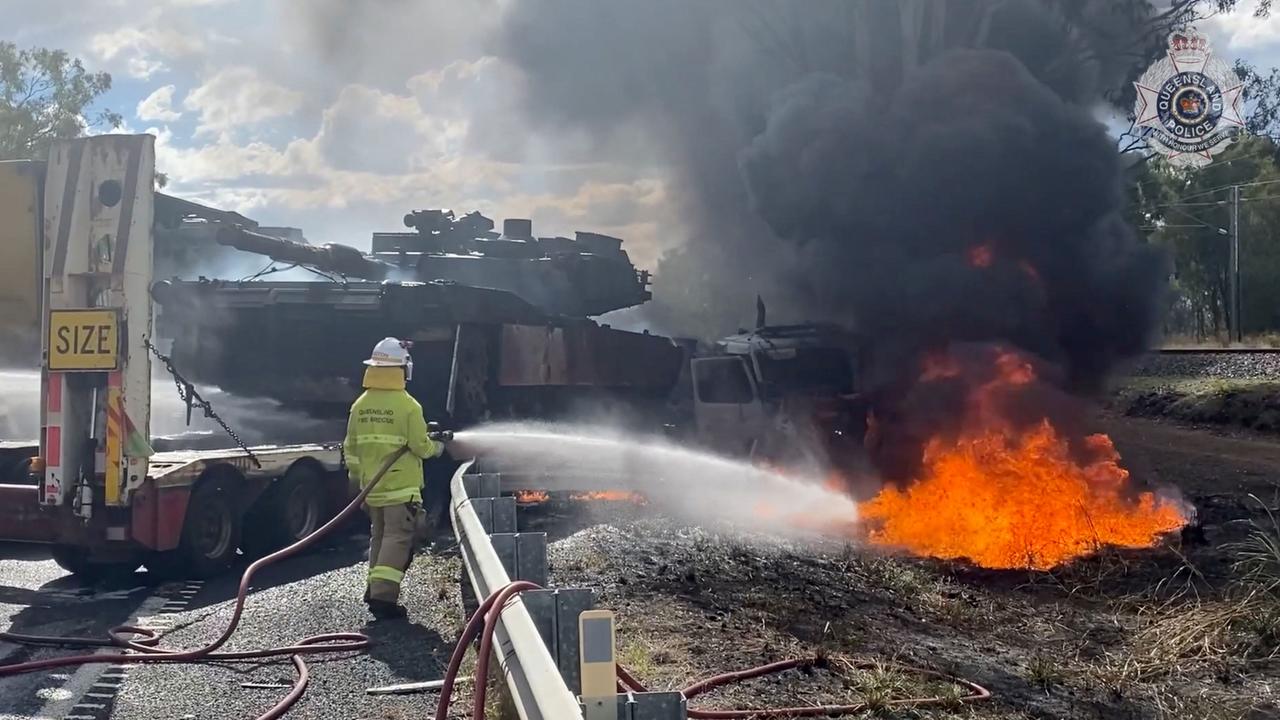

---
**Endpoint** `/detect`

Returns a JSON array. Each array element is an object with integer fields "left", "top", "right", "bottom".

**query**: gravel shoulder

[{"left": 98, "top": 535, "right": 469, "bottom": 720}]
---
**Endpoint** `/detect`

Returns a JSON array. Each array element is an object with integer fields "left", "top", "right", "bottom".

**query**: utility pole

[{"left": 1229, "top": 184, "right": 1242, "bottom": 343}]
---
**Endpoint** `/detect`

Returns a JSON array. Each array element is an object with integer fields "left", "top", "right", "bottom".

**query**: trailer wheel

[
  {"left": 179, "top": 476, "right": 241, "bottom": 577},
  {"left": 242, "top": 464, "right": 327, "bottom": 556},
  {"left": 273, "top": 465, "right": 327, "bottom": 548}
]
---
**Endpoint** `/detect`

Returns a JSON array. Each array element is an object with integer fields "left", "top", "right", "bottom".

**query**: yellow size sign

[{"left": 48, "top": 310, "right": 120, "bottom": 371}]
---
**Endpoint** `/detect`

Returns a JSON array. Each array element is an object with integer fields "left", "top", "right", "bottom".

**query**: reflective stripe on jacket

[{"left": 343, "top": 366, "right": 442, "bottom": 507}]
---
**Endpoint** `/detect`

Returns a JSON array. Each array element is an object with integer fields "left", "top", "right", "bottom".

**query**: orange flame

[
  {"left": 515, "top": 489, "right": 646, "bottom": 504},
  {"left": 570, "top": 490, "right": 647, "bottom": 504},
  {"left": 860, "top": 348, "right": 1188, "bottom": 569},
  {"left": 515, "top": 490, "right": 550, "bottom": 504}
]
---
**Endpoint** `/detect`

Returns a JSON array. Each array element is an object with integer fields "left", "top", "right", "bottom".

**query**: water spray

[{"left": 449, "top": 422, "right": 859, "bottom": 536}]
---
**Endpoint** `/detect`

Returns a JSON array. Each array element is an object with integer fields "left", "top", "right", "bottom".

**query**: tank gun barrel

[{"left": 215, "top": 225, "right": 393, "bottom": 280}]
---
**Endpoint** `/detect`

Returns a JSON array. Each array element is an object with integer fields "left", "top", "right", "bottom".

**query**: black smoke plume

[{"left": 495, "top": 1, "right": 1171, "bottom": 480}]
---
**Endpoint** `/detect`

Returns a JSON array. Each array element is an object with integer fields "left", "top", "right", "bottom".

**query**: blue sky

[{"left": 4, "top": 0, "right": 1279, "bottom": 269}]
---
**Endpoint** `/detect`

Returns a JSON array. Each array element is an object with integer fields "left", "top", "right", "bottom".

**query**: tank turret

[{"left": 371, "top": 209, "right": 652, "bottom": 316}]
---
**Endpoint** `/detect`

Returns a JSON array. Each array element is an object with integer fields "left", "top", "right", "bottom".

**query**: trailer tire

[
  {"left": 176, "top": 475, "right": 241, "bottom": 577},
  {"left": 243, "top": 464, "right": 326, "bottom": 555},
  {"left": 50, "top": 545, "right": 140, "bottom": 583}
]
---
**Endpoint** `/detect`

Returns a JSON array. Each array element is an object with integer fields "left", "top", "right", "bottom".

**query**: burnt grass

[{"left": 530, "top": 430, "right": 1280, "bottom": 720}]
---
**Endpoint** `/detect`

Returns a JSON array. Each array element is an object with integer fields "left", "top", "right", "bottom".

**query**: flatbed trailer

[{"left": 0, "top": 134, "right": 355, "bottom": 578}]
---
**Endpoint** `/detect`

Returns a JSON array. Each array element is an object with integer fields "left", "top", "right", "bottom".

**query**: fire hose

[
  {"left": 435, "top": 581, "right": 992, "bottom": 720},
  {"left": 0, "top": 445, "right": 413, "bottom": 720}
]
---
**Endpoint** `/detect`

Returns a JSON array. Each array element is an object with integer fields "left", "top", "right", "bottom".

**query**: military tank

[{"left": 153, "top": 209, "right": 683, "bottom": 426}]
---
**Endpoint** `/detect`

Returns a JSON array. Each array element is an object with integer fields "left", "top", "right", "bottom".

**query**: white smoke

[{"left": 0, "top": 368, "right": 341, "bottom": 447}]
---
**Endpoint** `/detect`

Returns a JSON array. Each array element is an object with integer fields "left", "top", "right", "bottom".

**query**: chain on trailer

[{"left": 143, "top": 337, "right": 262, "bottom": 468}]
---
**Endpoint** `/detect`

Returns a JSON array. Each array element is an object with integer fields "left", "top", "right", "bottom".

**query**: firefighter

[{"left": 344, "top": 337, "right": 444, "bottom": 619}]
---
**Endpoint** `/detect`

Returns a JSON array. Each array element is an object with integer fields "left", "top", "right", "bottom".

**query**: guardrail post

[
  {"left": 601, "top": 692, "right": 686, "bottom": 719},
  {"left": 625, "top": 692, "right": 687, "bottom": 719},
  {"left": 516, "top": 532, "right": 548, "bottom": 586},
  {"left": 493, "top": 496, "right": 516, "bottom": 532},
  {"left": 489, "top": 532, "right": 549, "bottom": 586},
  {"left": 463, "top": 472, "right": 501, "bottom": 498},
  {"left": 556, "top": 589, "right": 594, "bottom": 692},
  {"left": 468, "top": 496, "right": 517, "bottom": 533},
  {"left": 521, "top": 588, "right": 596, "bottom": 693}
]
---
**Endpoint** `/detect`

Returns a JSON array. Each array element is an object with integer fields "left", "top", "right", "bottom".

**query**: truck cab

[{"left": 690, "top": 324, "right": 867, "bottom": 466}]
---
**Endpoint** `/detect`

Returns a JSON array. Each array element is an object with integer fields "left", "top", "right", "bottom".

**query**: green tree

[
  {"left": 1139, "top": 137, "right": 1280, "bottom": 340},
  {"left": 0, "top": 43, "right": 121, "bottom": 160}
]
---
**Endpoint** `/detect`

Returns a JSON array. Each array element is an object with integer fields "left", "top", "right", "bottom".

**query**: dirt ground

[{"left": 536, "top": 414, "right": 1280, "bottom": 720}]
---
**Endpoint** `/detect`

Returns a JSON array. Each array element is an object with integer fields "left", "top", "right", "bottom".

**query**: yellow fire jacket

[{"left": 343, "top": 366, "right": 442, "bottom": 507}]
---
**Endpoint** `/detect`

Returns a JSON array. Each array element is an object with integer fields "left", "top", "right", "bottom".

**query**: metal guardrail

[{"left": 450, "top": 460, "right": 586, "bottom": 720}]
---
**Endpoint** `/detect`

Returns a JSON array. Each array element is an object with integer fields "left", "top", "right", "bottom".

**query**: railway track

[{"left": 1133, "top": 348, "right": 1280, "bottom": 380}]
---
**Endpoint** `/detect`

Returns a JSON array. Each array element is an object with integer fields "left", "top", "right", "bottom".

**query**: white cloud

[
  {"left": 142, "top": 54, "right": 669, "bottom": 263},
  {"left": 408, "top": 57, "right": 528, "bottom": 160},
  {"left": 51, "top": 3, "right": 668, "bottom": 266},
  {"left": 183, "top": 67, "right": 304, "bottom": 135},
  {"left": 127, "top": 56, "right": 167, "bottom": 80},
  {"left": 495, "top": 178, "right": 674, "bottom": 267},
  {"left": 149, "top": 112, "right": 514, "bottom": 217},
  {"left": 136, "top": 85, "right": 182, "bottom": 122},
  {"left": 313, "top": 83, "right": 473, "bottom": 175},
  {"left": 90, "top": 19, "right": 204, "bottom": 79},
  {"left": 1206, "top": 0, "right": 1280, "bottom": 53}
]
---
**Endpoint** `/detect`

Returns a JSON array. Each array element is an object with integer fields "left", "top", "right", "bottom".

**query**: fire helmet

[{"left": 364, "top": 337, "right": 413, "bottom": 380}]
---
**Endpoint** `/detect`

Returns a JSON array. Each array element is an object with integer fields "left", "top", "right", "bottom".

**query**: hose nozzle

[{"left": 427, "top": 422, "right": 454, "bottom": 443}]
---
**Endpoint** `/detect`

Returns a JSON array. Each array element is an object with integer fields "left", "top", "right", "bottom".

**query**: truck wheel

[
  {"left": 242, "top": 465, "right": 327, "bottom": 556},
  {"left": 278, "top": 467, "right": 325, "bottom": 544},
  {"left": 179, "top": 477, "right": 241, "bottom": 577},
  {"left": 50, "top": 545, "right": 140, "bottom": 583}
]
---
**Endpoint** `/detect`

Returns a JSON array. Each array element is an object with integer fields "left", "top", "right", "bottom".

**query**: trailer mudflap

[
  {"left": 0, "top": 484, "right": 55, "bottom": 542},
  {"left": 130, "top": 478, "right": 190, "bottom": 551}
]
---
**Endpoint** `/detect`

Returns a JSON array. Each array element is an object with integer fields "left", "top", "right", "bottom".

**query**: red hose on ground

[
  {"left": 619, "top": 657, "right": 991, "bottom": 718},
  {"left": 0, "top": 446, "right": 411, "bottom": 720},
  {"left": 431, "top": 580, "right": 542, "bottom": 720},
  {"left": 437, "top": 582, "right": 992, "bottom": 720}
]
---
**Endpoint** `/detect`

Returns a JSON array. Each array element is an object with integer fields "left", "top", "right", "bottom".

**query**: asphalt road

[
  {"left": 0, "top": 544, "right": 166, "bottom": 720},
  {"left": 0, "top": 533, "right": 465, "bottom": 720}
]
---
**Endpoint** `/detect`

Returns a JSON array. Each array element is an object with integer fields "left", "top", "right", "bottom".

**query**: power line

[
  {"left": 1146, "top": 200, "right": 1224, "bottom": 209},
  {"left": 1169, "top": 177, "right": 1280, "bottom": 203},
  {"left": 1126, "top": 147, "right": 1280, "bottom": 203},
  {"left": 1164, "top": 204, "right": 1227, "bottom": 232}
]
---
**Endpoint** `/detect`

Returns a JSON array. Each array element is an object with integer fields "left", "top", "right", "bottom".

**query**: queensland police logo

[{"left": 1134, "top": 31, "right": 1245, "bottom": 168}]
